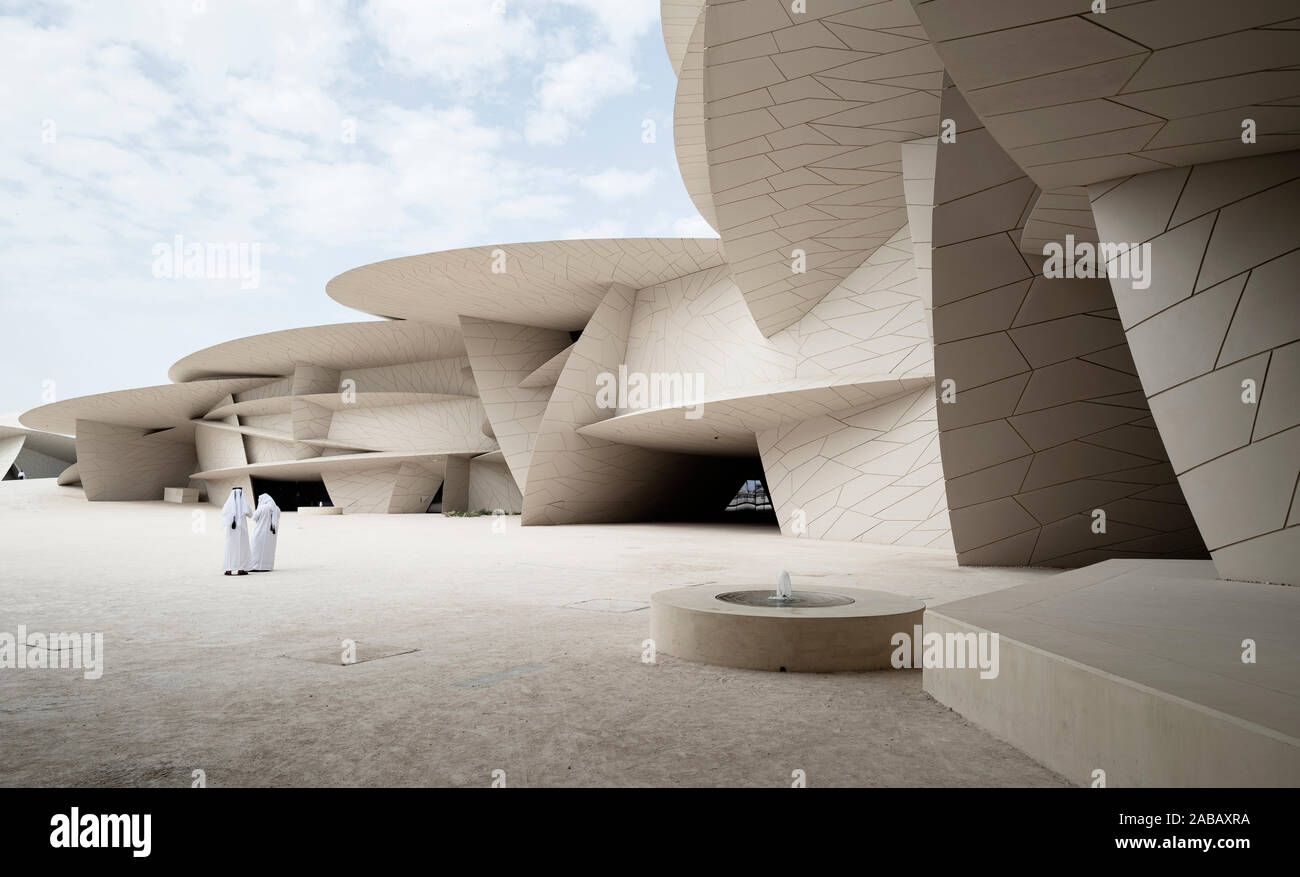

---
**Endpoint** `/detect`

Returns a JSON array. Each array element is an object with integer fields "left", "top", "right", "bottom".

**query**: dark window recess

[
  {"left": 726, "top": 478, "right": 773, "bottom": 513},
  {"left": 721, "top": 477, "right": 777, "bottom": 525}
]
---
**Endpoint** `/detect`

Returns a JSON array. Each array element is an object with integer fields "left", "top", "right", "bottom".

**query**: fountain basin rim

[
  {"left": 716, "top": 589, "right": 856, "bottom": 608},
  {"left": 652, "top": 586, "right": 924, "bottom": 619}
]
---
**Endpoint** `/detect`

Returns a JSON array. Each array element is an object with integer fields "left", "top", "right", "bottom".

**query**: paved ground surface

[{"left": 0, "top": 479, "right": 1068, "bottom": 787}]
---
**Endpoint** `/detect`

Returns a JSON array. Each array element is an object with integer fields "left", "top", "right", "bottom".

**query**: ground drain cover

[
  {"left": 563, "top": 598, "right": 649, "bottom": 613},
  {"left": 281, "top": 642, "right": 419, "bottom": 666}
]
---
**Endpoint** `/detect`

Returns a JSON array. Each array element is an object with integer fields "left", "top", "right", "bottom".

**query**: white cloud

[
  {"left": 494, "top": 193, "right": 574, "bottom": 220},
  {"left": 519, "top": 0, "right": 660, "bottom": 146},
  {"left": 552, "top": 0, "right": 660, "bottom": 47},
  {"left": 525, "top": 48, "right": 638, "bottom": 145},
  {"left": 225, "top": 78, "right": 344, "bottom": 139},
  {"left": 579, "top": 167, "right": 661, "bottom": 200},
  {"left": 363, "top": 0, "right": 539, "bottom": 87}
]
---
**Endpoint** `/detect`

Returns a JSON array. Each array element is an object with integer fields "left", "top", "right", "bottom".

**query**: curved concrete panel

[
  {"left": 0, "top": 415, "right": 76, "bottom": 460},
  {"left": 460, "top": 317, "right": 573, "bottom": 492},
  {"left": 758, "top": 384, "right": 952, "bottom": 548},
  {"left": 578, "top": 374, "right": 931, "bottom": 454},
  {"left": 0, "top": 434, "right": 23, "bottom": 477},
  {"left": 325, "top": 398, "right": 494, "bottom": 455},
  {"left": 322, "top": 460, "right": 444, "bottom": 515},
  {"left": 1020, "top": 187, "right": 1098, "bottom": 257},
  {"left": 1088, "top": 150, "right": 1300, "bottom": 584},
  {"left": 911, "top": 0, "right": 1300, "bottom": 190},
  {"left": 661, "top": 0, "right": 706, "bottom": 76},
  {"left": 327, "top": 238, "right": 725, "bottom": 328},
  {"left": 623, "top": 265, "right": 793, "bottom": 391},
  {"left": 205, "top": 392, "right": 469, "bottom": 419},
  {"left": 930, "top": 79, "right": 1206, "bottom": 567},
  {"left": 672, "top": 8, "right": 719, "bottom": 232},
  {"left": 19, "top": 378, "right": 272, "bottom": 436},
  {"left": 56, "top": 462, "right": 80, "bottom": 486},
  {"left": 168, "top": 321, "right": 465, "bottom": 383},
  {"left": 195, "top": 420, "right": 248, "bottom": 476},
  {"left": 702, "top": 0, "right": 943, "bottom": 335},
  {"left": 469, "top": 452, "right": 523, "bottom": 514},
  {"left": 75, "top": 419, "right": 199, "bottom": 502},
  {"left": 523, "top": 282, "right": 726, "bottom": 525},
  {"left": 0, "top": 415, "right": 76, "bottom": 479},
  {"left": 770, "top": 224, "right": 933, "bottom": 381}
]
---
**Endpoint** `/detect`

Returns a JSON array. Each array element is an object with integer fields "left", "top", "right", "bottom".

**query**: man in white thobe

[
  {"left": 250, "top": 493, "right": 280, "bottom": 572},
  {"left": 221, "top": 487, "right": 252, "bottom": 575}
]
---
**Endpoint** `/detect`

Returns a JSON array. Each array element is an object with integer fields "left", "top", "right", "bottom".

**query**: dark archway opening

[
  {"left": 660, "top": 457, "right": 777, "bottom": 526},
  {"left": 250, "top": 477, "right": 332, "bottom": 512}
]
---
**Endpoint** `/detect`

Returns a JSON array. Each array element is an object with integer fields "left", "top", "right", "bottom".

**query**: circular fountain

[
  {"left": 650, "top": 571, "right": 924, "bottom": 672},
  {"left": 715, "top": 589, "right": 855, "bottom": 608}
]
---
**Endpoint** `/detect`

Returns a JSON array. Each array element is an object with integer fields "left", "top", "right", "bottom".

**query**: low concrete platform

[
  {"left": 652, "top": 585, "right": 924, "bottom": 672},
  {"left": 296, "top": 506, "right": 342, "bottom": 516},
  {"left": 923, "top": 559, "right": 1300, "bottom": 787}
]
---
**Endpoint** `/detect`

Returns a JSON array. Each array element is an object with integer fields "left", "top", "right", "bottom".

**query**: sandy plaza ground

[{"left": 0, "top": 478, "right": 1067, "bottom": 787}]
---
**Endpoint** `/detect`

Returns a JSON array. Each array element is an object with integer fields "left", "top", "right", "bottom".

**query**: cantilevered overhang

[
  {"left": 325, "top": 238, "right": 726, "bottom": 328},
  {"left": 168, "top": 320, "right": 466, "bottom": 383},
  {"left": 19, "top": 378, "right": 274, "bottom": 436},
  {"left": 202, "top": 391, "right": 472, "bottom": 420},
  {"left": 578, "top": 374, "right": 934, "bottom": 455},
  {"left": 191, "top": 449, "right": 488, "bottom": 481},
  {"left": 0, "top": 414, "right": 76, "bottom": 459}
]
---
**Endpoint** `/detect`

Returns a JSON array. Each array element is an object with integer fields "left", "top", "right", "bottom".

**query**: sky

[{"left": 0, "top": 0, "right": 713, "bottom": 415}]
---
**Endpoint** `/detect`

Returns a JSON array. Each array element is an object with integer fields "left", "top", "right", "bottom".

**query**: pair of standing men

[{"left": 221, "top": 487, "right": 280, "bottom": 575}]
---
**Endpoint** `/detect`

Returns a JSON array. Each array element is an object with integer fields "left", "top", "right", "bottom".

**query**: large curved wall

[
  {"left": 323, "top": 459, "right": 445, "bottom": 515},
  {"left": 623, "top": 266, "right": 792, "bottom": 390},
  {"left": 1089, "top": 151, "right": 1300, "bottom": 584},
  {"left": 673, "top": 9, "right": 718, "bottom": 233},
  {"left": 701, "top": 0, "right": 943, "bottom": 336},
  {"left": 521, "top": 282, "right": 727, "bottom": 525},
  {"left": 757, "top": 383, "right": 950, "bottom": 547},
  {"left": 757, "top": 225, "right": 949, "bottom": 546},
  {"left": 75, "top": 420, "right": 199, "bottom": 502},
  {"left": 910, "top": 0, "right": 1300, "bottom": 191},
  {"left": 931, "top": 79, "right": 1206, "bottom": 567},
  {"left": 460, "top": 318, "right": 573, "bottom": 493}
]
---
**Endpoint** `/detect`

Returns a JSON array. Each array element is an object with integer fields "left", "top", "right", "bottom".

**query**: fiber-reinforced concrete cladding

[{"left": 23, "top": 0, "right": 1299, "bottom": 586}]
